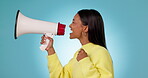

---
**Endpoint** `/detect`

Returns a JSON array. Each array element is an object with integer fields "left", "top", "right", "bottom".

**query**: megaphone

[{"left": 14, "top": 10, "right": 66, "bottom": 51}]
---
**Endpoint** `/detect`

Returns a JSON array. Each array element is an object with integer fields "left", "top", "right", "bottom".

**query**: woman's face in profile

[{"left": 69, "top": 14, "right": 83, "bottom": 39}]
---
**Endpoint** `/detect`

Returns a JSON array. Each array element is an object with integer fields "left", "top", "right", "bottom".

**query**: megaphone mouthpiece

[{"left": 57, "top": 23, "right": 66, "bottom": 35}]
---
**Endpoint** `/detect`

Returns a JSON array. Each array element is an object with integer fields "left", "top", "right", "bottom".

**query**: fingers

[
  {"left": 40, "top": 35, "right": 53, "bottom": 44},
  {"left": 77, "top": 49, "right": 85, "bottom": 56},
  {"left": 40, "top": 35, "right": 46, "bottom": 44},
  {"left": 77, "top": 49, "right": 88, "bottom": 61},
  {"left": 78, "top": 49, "right": 87, "bottom": 55},
  {"left": 79, "top": 49, "right": 85, "bottom": 53}
]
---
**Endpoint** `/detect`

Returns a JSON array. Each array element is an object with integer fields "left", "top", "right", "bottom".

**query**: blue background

[{"left": 0, "top": 0, "right": 148, "bottom": 78}]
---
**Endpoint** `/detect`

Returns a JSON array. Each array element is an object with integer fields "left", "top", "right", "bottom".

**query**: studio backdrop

[{"left": 0, "top": 0, "right": 148, "bottom": 78}]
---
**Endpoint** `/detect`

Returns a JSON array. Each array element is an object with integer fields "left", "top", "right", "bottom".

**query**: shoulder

[
  {"left": 82, "top": 43, "right": 109, "bottom": 57},
  {"left": 91, "top": 44, "right": 109, "bottom": 56},
  {"left": 89, "top": 44, "right": 112, "bottom": 64}
]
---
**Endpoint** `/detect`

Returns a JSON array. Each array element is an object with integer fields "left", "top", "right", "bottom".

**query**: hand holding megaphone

[{"left": 40, "top": 33, "right": 54, "bottom": 51}]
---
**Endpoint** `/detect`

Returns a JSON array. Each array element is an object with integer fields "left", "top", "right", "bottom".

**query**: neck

[{"left": 78, "top": 37, "right": 90, "bottom": 45}]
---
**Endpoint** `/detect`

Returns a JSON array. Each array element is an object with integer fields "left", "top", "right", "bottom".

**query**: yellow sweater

[{"left": 47, "top": 43, "right": 114, "bottom": 78}]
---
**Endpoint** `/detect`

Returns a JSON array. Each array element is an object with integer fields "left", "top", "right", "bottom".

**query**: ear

[{"left": 82, "top": 26, "right": 88, "bottom": 33}]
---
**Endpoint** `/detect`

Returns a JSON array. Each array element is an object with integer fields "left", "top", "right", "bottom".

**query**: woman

[{"left": 41, "top": 9, "right": 114, "bottom": 78}]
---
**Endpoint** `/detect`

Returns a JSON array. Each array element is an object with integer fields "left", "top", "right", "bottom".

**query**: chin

[
  {"left": 69, "top": 35, "right": 76, "bottom": 39},
  {"left": 69, "top": 36, "right": 74, "bottom": 39},
  {"left": 69, "top": 33, "right": 77, "bottom": 39}
]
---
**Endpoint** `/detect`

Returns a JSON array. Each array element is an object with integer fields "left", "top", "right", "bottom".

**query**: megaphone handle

[{"left": 40, "top": 33, "right": 54, "bottom": 51}]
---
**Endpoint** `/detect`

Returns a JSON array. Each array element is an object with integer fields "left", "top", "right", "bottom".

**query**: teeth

[{"left": 70, "top": 29, "right": 73, "bottom": 33}]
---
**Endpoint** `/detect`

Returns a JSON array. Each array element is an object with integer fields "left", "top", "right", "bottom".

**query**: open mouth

[{"left": 70, "top": 29, "right": 73, "bottom": 34}]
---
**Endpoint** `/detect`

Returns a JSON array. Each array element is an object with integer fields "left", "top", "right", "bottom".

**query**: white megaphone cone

[{"left": 14, "top": 10, "right": 66, "bottom": 51}]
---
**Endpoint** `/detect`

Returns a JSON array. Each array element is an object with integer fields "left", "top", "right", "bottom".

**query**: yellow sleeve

[
  {"left": 47, "top": 53, "right": 72, "bottom": 78},
  {"left": 78, "top": 47, "right": 114, "bottom": 78}
]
